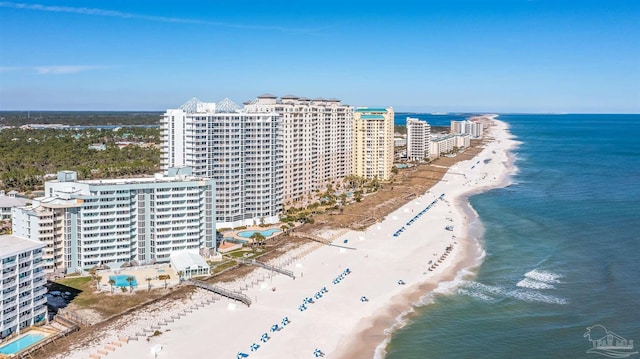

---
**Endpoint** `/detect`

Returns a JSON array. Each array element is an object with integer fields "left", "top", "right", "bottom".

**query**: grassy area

[
  {"left": 55, "top": 276, "right": 172, "bottom": 319},
  {"left": 57, "top": 276, "right": 92, "bottom": 290}
]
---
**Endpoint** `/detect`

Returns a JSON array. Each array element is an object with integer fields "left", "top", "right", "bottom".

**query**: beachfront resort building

[
  {"left": 406, "top": 117, "right": 431, "bottom": 161},
  {"left": 0, "top": 235, "right": 47, "bottom": 338},
  {"left": 11, "top": 169, "right": 216, "bottom": 274},
  {"left": 244, "top": 94, "right": 353, "bottom": 206},
  {"left": 161, "top": 98, "right": 283, "bottom": 228},
  {"left": 352, "top": 107, "right": 395, "bottom": 180},
  {"left": 451, "top": 120, "right": 484, "bottom": 138}
]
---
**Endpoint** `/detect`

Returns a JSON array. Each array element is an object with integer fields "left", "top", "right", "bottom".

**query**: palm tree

[
  {"left": 108, "top": 278, "right": 116, "bottom": 294},
  {"left": 95, "top": 275, "right": 102, "bottom": 290},
  {"left": 280, "top": 224, "right": 289, "bottom": 236},
  {"left": 251, "top": 232, "right": 266, "bottom": 247},
  {"left": 177, "top": 271, "right": 184, "bottom": 281},
  {"left": 126, "top": 276, "right": 135, "bottom": 293}
]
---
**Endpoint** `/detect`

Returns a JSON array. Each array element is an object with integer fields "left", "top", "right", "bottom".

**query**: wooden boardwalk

[{"left": 185, "top": 280, "right": 252, "bottom": 307}]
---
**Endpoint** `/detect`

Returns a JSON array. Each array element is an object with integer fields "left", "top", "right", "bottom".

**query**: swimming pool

[
  {"left": 0, "top": 333, "right": 46, "bottom": 354},
  {"left": 109, "top": 275, "right": 138, "bottom": 287},
  {"left": 237, "top": 229, "right": 281, "bottom": 238}
]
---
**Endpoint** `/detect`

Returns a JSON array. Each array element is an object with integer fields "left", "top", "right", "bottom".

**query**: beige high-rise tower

[{"left": 352, "top": 107, "right": 395, "bottom": 180}]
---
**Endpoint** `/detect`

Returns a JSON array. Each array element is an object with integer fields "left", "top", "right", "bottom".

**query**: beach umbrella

[
  {"left": 314, "top": 349, "right": 324, "bottom": 357},
  {"left": 271, "top": 324, "right": 279, "bottom": 332},
  {"left": 237, "top": 352, "right": 249, "bottom": 358},
  {"left": 360, "top": 296, "right": 368, "bottom": 302},
  {"left": 260, "top": 333, "right": 269, "bottom": 342},
  {"left": 281, "top": 317, "right": 289, "bottom": 326},
  {"left": 250, "top": 343, "right": 260, "bottom": 352}
]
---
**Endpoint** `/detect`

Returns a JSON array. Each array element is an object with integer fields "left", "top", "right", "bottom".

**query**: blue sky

[{"left": 0, "top": 0, "right": 638, "bottom": 112}]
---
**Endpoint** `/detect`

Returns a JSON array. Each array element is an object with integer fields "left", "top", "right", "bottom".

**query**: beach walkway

[
  {"left": 185, "top": 280, "right": 252, "bottom": 307},
  {"left": 235, "top": 258, "right": 296, "bottom": 279}
]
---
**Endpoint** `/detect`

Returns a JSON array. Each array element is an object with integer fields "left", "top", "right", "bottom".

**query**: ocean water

[{"left": 384, "top": 114, "right": 640, "bottom": 358}]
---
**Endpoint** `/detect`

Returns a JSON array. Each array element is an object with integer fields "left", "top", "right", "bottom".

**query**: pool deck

[
  {"left": 223, "top": 225, "right": 284, "bottom": 243},
  {"left": 97, "top": 264, "right": 179, "bottom": 292},
  {"left": 0, "top": 328, "right": 55, "bottom": 357}
]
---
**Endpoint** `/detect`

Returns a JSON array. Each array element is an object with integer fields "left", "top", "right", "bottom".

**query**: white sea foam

[
  {"left": 457, "top": 288, "right": 496, "bottom": 303},
  {"left": 458, "top": 278, "right": 567, "bottom": 305},
  {"left": 508, "top": 289, "right": 568, "bottom": 305},
  {"left": 516, "top": 278, "right": 555, "bottom": 290},
  {"left": 524, "top": 269, "right": 562, "bottom": 284}
]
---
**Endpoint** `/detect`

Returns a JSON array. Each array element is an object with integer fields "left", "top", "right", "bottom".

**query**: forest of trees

[
  {"left": 0, "top": 127, "right": 161, "bottom": 193},
  {"left": 0, "top": 111, "right": 162, "bottom": 126}
]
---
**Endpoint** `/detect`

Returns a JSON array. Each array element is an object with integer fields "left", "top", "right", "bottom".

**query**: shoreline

[
  {"left": 52, "top": 117, "right": 520, "bottom": 359},
  {"left": 335, "top": 118, "right": 520, "bottom": 359}
]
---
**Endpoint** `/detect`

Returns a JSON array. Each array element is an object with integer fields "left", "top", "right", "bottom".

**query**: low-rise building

[{"left": 0, "top": 235, "right": 47, "bottom": 338}]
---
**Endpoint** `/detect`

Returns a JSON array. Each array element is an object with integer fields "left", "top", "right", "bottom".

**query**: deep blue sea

[{"left": 385, "top": 114, "right": 640, "bottom": 358}]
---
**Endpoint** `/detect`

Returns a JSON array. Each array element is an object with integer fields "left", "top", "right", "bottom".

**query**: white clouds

[
  {"left": 34, "top": 65, "right": 108, "bottom": 75},
  {"left": 0, "top": 65, "right": 110, "bottom": 75},
  {"left": 0, "top": 2, "right": 316, "bottom": 32}
]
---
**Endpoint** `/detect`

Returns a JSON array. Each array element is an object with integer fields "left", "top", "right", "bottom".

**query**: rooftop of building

[
  {"left": 359, "top": 114, "right": 386, "bottom": 120},
  {"left": 0, "top": 192, "right": 30, "bottom": 207},
  {"left": 355, "top": 107, "right": 389, "bottom": 113},
  {"left": 49, "top": 168, "right": 211, "bottom": 188},
  {"left": 170, "top": 251, "right": 209, "bottom": 271},
  {"left": 0, "top": 235, "right": 44, "bottom": 256}
]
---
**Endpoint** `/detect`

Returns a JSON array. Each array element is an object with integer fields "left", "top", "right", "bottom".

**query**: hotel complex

[
  {"left": 244, "top": 94, "right": 353, "bottom": 205},
  {"left": 0, "top": 235, "right": 47, "bottom": 338},
  {"left": 352, "top": 107, "right": 395, "bottom": 180},
  {"left": 406, "top": 117, "right": 431, "bottom": 161},
  {"left": 451, "top": 120, "right": 484, "bottom": 138},
  {"left": 12, "top": 169, "right": 216, "bottom": 274},
  {"left": 161, "top": 98, "right": 283, "bottom": 228}
]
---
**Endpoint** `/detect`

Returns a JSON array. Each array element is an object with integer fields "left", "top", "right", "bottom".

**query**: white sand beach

[{"left": 57, "top": 117, "right": 519, "bottom": 359}]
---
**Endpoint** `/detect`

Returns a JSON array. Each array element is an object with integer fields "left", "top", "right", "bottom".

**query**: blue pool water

[
  {"left": 0, "top": 333, "right": 45, "bottom": 354},
  {"left": 109, "top": 275, "right": 138, "bottom": 287},
  {"left": 237, "top": 229, "right": 281, "bottom": 238}
]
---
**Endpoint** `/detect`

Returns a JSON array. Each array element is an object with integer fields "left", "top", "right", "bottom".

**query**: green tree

[
  {"left": 108, "top": 278, "right": 116, "bottom": 294},
  {"left": 126, "top": 276, "right": 135, "bottom": 293}
]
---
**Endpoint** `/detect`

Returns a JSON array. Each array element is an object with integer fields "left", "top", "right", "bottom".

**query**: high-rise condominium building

[
  {"left": 244, "top": 94, "right": 353, "bottom": 205},
  {"left": 406, "top": 117, "right": 431, "bottom": 161},
  {"left": 451, "top": 120, "right": 484, "bottom": 138},
  {"left": 161, "top": 98, "right": 283, "bottom": 228},
  {"left": 12, "top": 169, "right": 215, "bottom": 274},
  {"left": 0, "top": 235, "right": 47, "bottom": 338},
  {"left": 352, "top": 107, "right": 395, "bottom": 180}
]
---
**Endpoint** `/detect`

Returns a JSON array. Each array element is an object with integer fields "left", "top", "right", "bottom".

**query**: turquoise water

[
  {"left": 110, "top": 275, "right": 138, "bottom": 287},
  {"left": 0, "top": 333, "right": 45, "bottom": 354},
  {"left": 385, "top": 114, "right": 640, "bottom": 358},
  {"left": 237, "top": 229, "right": 281, "bottom": 238}
]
